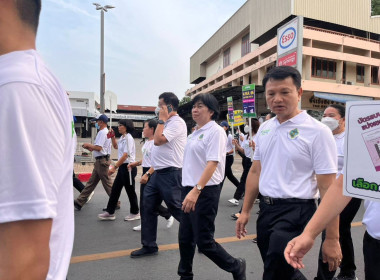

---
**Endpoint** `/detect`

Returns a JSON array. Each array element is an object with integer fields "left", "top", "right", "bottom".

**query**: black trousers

[
  {"left": 178, "top": 185, "right": 239, "bottom": 280},
  {"left": 257, "top": 199, "right": 316, "bottom": 280},
  {"left": 363, "top": 231, "right": 380, "bottom": 280},
  {"left": 316, "top": 197, "right": 362, "bottom": 279},
  {"left": 141, "top": 168, "right": 182, "bottom": 249},
  {"left": 140, "top": 167, "right": 171, "bottom": 220},
  {"left": 106, "top": 164, "right": 139, "bottom": 215},
  {"left": 73, "top": 171, "right": 85, "bottom": 192},
  {"left": 233, "top": 156, "right": 252, "bottom": 200},
  {"left": 222, "top": 155, "right": 240, "bottom": 188}
]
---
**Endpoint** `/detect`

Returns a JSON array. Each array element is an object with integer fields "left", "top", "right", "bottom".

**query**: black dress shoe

[
  {"left": 74, "top": 201, "right": 82, "bottom": 211},
  {"left": 130, "top": 246, "right": 158, "bottom": 258},
  {"left": 233, "top": 258, "right": 246, "bottom": 280},
  {"left": 231, "top": 213, "right": 239, "bottom": 220}
]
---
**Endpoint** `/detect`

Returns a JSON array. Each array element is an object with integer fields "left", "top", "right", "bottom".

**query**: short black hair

[
  {"left": 262, "top": 66, "right": 301, "bottom": 90},
  {"left": 119, "top": 119, "right": 135, "bottom": 134},
  {"left": 251, "top": 118, "right": 260, "bottom": 134},
  {"left": 192, "top": 93, "right": 220, "bottom": 120},
  {"left": 146, "top": 119, "right": 158, "bottom": 133},
  {"left": 326, "top": 104, "right": 345, "bottom": 118},
  {"left": 267, "top": 112, "right": 276, "bottom": 118},
  {"left": 15, "top": 0, "right": 41, "bottom": 33},
  {"left": 158, "top": 92, "right": 179, "bottom": 111}
]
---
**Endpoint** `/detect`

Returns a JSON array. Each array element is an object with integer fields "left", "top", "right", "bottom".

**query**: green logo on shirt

[
  {"left": 72, "top": 121, "right": 75, "bottom": 138},
  {"left": 261, "top": 129, "right": 270, "bottom": 135},
  {"left": 289, "top": 128, "right": 299, "bottom": 139},
  {"left": 198, "top": 134, "right": 204, "bottom": 140}
]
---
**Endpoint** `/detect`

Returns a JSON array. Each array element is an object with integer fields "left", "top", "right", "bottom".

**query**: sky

[{"left": 37, "top": 0, "right": 247, "bottom": 106}]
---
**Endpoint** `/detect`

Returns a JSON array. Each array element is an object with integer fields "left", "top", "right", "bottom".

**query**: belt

[
  {"left": 95, "top": 155, "right": 110, "bottom": 160},
  {"left": 155, "top": 167, "right": 182, "bottom": 174},
  {"left": 261, "top": 196, "right": 315, "bottom": 205}
]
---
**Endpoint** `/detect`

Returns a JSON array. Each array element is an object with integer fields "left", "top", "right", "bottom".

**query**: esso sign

[{"left": 279, "top": 27, "right": 296, "bottom": 49}]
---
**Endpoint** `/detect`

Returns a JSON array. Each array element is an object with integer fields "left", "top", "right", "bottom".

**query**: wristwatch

[
  {"left": 146, "top": 171, "right": 151, "bottom": 178},
  {"left": 195, "top": 184, "right": 202, "bottom": 192},
  {"left": 158, "top": 119, "right": 165, "bottom": 125}
]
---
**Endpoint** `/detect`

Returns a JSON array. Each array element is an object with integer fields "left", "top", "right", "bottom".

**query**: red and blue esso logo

[{"left": 279, "top": 27, "right": 296, "bottom": 49}]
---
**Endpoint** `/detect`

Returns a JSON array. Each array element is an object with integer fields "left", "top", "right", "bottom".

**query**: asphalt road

[{"left": 68, "top": 168, "right": 366, "bottom": 280}]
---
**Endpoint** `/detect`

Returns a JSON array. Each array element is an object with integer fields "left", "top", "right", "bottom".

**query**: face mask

[
  {"left": 95, "top": 123, "right": 100, "bottom": 130},
  {"left": 244, "top": 125, "right": 250, "bottom": 133},
  {"left": 321, "top": 117, "right": 339, "bottom": 131},
  {"left": 155, "top": 106, "right": 161, "bottom": 117}
]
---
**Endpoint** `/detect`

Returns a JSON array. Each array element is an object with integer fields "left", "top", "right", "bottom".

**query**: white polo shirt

[
  {"left": 334, "top": 131, "right": 345, "bottom": 176},
  {"left": 93, "top": 127, "right": 111, "bottom": 157},
  {"left": 226, "top": 133, "right": 234, "bottom": 154},
  {"left": 363, "top": 200, "right": 380, "bottom": 240},
  {"left": 118, "top": 133, "right": 135, "bottom": 163},
  {"left": 182, "top": 121, "right": 227, "bottom": 186},
  {"left": 0, "top": 50, "right": 75, "bottom": 280},
  {"left": 151, "top": 114, "right": 187, "bottom": 170},
  {"left": 253, "top": 111, "right": 337, "bottom": 199},
  {"left": 241, "top": 134, "right": 257, "bottom": 159},
  {"left": 142, "top": 139, "right": 154, "bottom": 168}
]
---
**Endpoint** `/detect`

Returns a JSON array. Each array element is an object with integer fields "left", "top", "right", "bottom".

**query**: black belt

[
  {"left": 95, "top": 155, "right": 110, "bottom": 160},
  {"left": 261, "top": 196, "right": 315, "bottom": 205},
  {"left": 155, "top": 167, "right": 181, "bottom": 174}
]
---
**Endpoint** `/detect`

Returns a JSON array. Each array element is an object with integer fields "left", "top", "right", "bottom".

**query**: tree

[
  {"left": 179, "top": 96, "right": 191, "bottom": 106},
  {"left": 371, "top": 0, "right": 380, "bottom": 16}
]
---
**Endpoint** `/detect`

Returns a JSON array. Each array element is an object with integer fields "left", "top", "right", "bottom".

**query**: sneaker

[
  {"left": 86, "top": 191, "right": 95, "bottom": 203},
  {"left": 166, "top": 216, "right": 174, "bottom": 228},
  {"left": 125, "top": 213, "right": 141, "bottom": 221},
  {"left": 74, "top": 200, "right": 82, "bottom": 211},
  {"left": 231, "top": 213, "right": 240, "bottom": 220},
  {"left": 252, "top": 237, "right": 257, "bottom": 243},
  {"left": 98, "top": 212, "right": 115, "bottom": 221},
  {"left": 133, "top": 224, "right": 141, "bottom": 231},
  {"left": 228, "top": 198, "right": 239, "bottom": 206},
  {"left": 232, "top": 258, "right": 246, "bottom": 280},
  {"left": 130, "top": 246, "right": 158, "bottom": 258},
  {"left": 333, "top": 274, "right": 358, "bottom": 280}
]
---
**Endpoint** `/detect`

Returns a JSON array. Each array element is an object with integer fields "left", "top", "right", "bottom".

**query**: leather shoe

[
  {"left": 233, "top": 258, "right": 246, "bottom": 280},
  {"left": 130, "top": 246, "right": 158, "bottom": 258}
]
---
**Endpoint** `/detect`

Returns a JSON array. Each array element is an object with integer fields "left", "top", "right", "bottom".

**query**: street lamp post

[{"left": 93, "top": 3, "right": 115, "bottom": 114}]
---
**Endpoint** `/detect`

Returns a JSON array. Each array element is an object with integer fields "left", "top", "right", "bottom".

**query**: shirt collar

[
  {"left": 195, "top": 120, "right": 215, "bottom": 132},
  {"left": 274, "top": 110, "right": 308, "bottom": 126}
]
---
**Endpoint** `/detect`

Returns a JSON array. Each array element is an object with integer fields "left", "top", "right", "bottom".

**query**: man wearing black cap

[{"left": 74, "top": 114, "right": 113, "bottom": 210}]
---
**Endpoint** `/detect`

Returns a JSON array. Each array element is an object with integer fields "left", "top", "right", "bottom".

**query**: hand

[
  {"left": 181, "top": 188, "right": 200, "bottom": 213},
  {"left": 232, "top": 139, "right": 238, "bottom": 146},
  {"left": 284, "top": 233, "right": 315, "bottom": 270},
  {"left": 159, "top": 105, "right": 169, "bottom": 122},
  {"left": 108, "top": 166, "right": 116, "bottom": 176},
  {"left": 249, "top": 140, "right": 255, "bottom": 149},
  {"left": 140, "top": 174, "right": 148, "bottom": 184},
  {"left": 322, "top": 238, "right": 342, "bottom": 271},
  {"left": 236, "top": 212, "right": 250, "bottom": 239},
  {"left": 82, "top": 143, "right": 90, "bottom": 149}
]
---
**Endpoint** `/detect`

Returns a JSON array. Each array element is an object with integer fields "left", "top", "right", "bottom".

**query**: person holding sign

[
  {"left": 236, "top": 66, "right": 340, "bottom": 280},
  {"left": 315, "top": 105, "right": 361, "bottom": 280}
]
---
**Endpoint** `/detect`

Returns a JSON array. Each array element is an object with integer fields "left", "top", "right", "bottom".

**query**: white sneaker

[
  {"left": 124, "top": 213, "right": 141, "bottom": 221},
  {"left": 228, "top": 198, "right": 239, "bottom": 206},
  {"left": 86, "top": 191, "right": 95, "bottom": 203},
  {"left": 98, "top": 211, "right": 115, "bottom": 221},
  {"left": 133, "top": 224, "right": 141, "bottom": 231},
  {"left": 166, "top": 216, "right": 174, "bottom": 228}
]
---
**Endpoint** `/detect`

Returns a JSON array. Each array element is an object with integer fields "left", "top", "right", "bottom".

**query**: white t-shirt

[
  {"left": 334, "top": 131, "right": 345, "bottom": 176},
  {"left": 0, "top": 50, "right": 75, "bottom": 280},
  {"left": 241, "top": 134, "right": 256, "bottom": 159},
  {"left": 226, "top": 134, "right": 234, "bottom": 154},
  {"left": 182, "top": 121, "right": 226, "bottom": 186},
  {"left": 118, "top": 133, "right": 135, "bottom": 163},
  {"left": 142, "top": 140, "right": 154, "bottom": 168},
  {"left": 253, "top": 111, "right": 337, "bottom": 199},
  {"left": 93, "top": 127, "right": 111, "bottom": 157},
  {"left": 363, "top": 200, "right": 380, "bottom": 240},
  {"left": 151, "top": 115, "right": 187, "bottom": 170}
]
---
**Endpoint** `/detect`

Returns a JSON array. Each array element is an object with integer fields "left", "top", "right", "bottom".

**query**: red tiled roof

[{"left": 117, "top": 105, "right": 156, "bottom": 112}]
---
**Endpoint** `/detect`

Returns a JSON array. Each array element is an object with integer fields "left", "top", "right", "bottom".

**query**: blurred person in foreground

[{"left": 0, "top": 0, "right": 75, "bottom": 279}]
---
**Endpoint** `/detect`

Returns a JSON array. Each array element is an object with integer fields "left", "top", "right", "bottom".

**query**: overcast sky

[{"left": 37, "top": 0, "right": 247, "bottom": 106}]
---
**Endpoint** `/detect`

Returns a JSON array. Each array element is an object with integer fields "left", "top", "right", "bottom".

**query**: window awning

[{"left": 314, "top": 92, "right": 373, "bottom": 103}]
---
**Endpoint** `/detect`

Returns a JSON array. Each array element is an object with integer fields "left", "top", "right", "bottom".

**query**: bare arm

[
  {"left": 182, "top": 161, "right": 218, "bottom": 213},
  {"left": 0, "top": 219, "right": 52, "bottom": 280},
  {"left": 236, "top": 160, "right": 261, "bottom": 239},
  {"left": 82, "top": 143, "right": 102, "bottom": 152}
]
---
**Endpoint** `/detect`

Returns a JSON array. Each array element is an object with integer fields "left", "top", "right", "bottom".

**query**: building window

[
  {"left": 372, "top": 66, "right": 379, "bottom": 84},
  {"left": 311, "top": 57, "right": 336, "bottom": 79},
  {"left": 223, "top": 48, "right": 230, "bottom": 68},
  {"left": 241, "top": 34, "right": 250, "bottom": 57},
  {"left": 356, "top": 65, "right": 365, "bottom": 82},
  {"left": 371, "top": 0, "right": 380, "bottom": 16}
]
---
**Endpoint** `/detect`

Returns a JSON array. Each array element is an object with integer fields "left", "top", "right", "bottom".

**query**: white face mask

[
  {"left": 321, "top": 117, "right": 339, "bottom": 131},
  {"left": 155, "top": 106, "right": 161, "bottom": 117},
  {"left": 244, "top": 125, "right": 250, "bottom": 133}
]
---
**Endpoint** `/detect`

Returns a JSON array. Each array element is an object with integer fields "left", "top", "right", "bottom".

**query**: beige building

[{"left": 186, "top": 0, "right": 380, "bottom": 116}]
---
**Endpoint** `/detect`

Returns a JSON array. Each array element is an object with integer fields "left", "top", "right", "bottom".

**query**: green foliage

[
  {"left": 371, "top": 0, "right": 380, "bottom": 16},
  {"left": 179, "top": 96, "right": 191, "bottom": 106}
]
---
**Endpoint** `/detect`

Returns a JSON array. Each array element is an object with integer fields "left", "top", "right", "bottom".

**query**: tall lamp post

[{"left": 93, "top": 3, "right": 115, "bottom": 114}]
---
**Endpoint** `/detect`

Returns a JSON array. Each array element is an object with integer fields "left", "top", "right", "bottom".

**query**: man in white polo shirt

[
  {"left": 131, "top": 92, "right": 187, "bottom": 258},
  {"left": 236, "top": 66, "right": 340, "bottom": 280},
  {"left": 0, "top": 1, "right": 75, "bottom": 279},
  {"left": 74, "top": 114, "right": 113, "bottom": 210}
]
